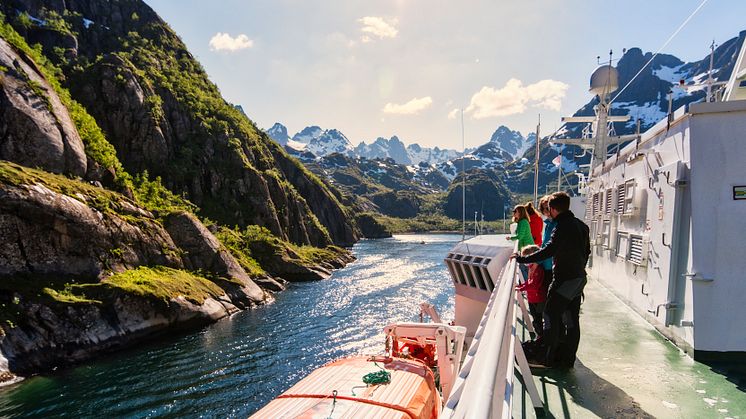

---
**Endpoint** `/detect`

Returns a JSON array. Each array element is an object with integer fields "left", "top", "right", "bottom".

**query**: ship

[{"left": 250, "top": 38, "right": 746, "bottom": 418}]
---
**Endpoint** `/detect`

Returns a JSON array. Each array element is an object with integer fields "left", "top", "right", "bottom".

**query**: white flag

[{"left": 552, "top": 155, "right": 562, "bottom": 166}]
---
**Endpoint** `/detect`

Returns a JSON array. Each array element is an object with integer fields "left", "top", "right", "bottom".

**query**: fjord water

[{"left": 0, "top": 234, "right": 462, "bottom": 417}]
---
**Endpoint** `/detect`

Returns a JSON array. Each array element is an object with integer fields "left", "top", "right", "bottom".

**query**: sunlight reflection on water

[{"left": 0, "top": 234, "right": 463, "bottom": 418}]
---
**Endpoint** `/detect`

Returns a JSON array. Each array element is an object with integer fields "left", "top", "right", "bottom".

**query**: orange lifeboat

[{"left": 250, "top": 356, "right": 440, "bottom": 418}]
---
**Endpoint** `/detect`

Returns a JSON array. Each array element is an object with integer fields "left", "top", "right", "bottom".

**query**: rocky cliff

[{"left": 1, "top": 0, "right": 358, "bottom": 247}]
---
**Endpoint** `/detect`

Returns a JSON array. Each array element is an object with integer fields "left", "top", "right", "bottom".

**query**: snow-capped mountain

[
  {"left": 265, "top": 124, "right": 460, "bottom": 165},
  {"left": 353, "top": 136, "right": 411, "bottom": 164},
  {"left": 489, "top": 126, "right": 534, "bottom": 159},
  {"left": 352, "top": 136, "right": 459, "bottom": 166},
  {"left": 266, "top": 124, "right": 355, "bottom": 156},
  {"left": 266, "top": 122, "right": 290, "bottom": 146},
  {"left": 406, "top": 143, "right": 461, "bottom": 166},
  {"left": 306, "top": 129, "right": 353, "bottom": 156},
  {"left": 507, "top": 30, "right": 746, "bottom": 193}
]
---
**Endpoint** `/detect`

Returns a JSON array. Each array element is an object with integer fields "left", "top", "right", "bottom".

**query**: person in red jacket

[
  {"left": 525, "top": 202, "right": 543, "bottom": 246},
  {"left": 515, "top": 245, "right": 547, "bottom": 340}
]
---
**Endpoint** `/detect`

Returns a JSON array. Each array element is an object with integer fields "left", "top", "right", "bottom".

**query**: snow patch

[
  {"left": 613, "top": 101, "right": 667, "bottom": 127},
  {"left": 661, "top": 401, "right": 678, "bottom": 409},
  {"left": 286, "top": 139, "right": 307, "bottom": 151},
  {"left": 653, "top": 64, "right": 686, "bottom": 84}
]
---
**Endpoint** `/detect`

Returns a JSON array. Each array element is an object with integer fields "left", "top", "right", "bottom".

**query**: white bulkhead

[{"left": 584, "top": 100, "right": 746, "bottom": 358}]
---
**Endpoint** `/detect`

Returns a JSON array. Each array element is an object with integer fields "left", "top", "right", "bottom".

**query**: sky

[{"left": 145, "top": 0, "right": 745, "bottom": 149}]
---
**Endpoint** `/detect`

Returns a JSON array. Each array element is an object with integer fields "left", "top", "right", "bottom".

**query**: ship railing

[{"left": 443, "top": 242, "right": 544, "bottom": 418}]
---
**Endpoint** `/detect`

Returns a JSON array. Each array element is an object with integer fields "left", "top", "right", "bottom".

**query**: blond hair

[{"left": 521, "top": 244, "right": 540, "bottom": 256}]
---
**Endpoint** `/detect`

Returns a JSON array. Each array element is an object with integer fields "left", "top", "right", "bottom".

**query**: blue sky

[{"left": 145, "top": 0, "right": 745, "bottom": 149}]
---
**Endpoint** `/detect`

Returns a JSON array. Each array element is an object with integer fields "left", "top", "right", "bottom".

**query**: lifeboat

[
  {"left": 250, "top": 356, "right": 440, "bottom": 418},
  {"left": 251, "top": 322, "right": 466, "bottom": 418}
]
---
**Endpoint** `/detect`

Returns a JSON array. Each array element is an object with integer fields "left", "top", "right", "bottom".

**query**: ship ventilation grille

[
  {"left": 604, "top": 189, "right": 613, "bottom": 216},
  {"left": 617, "top": 184, "right": 626, "bottom": 214},
  {"left": 444, "top": 253, "right": 495, "bottom": 291},
  {"left": 592, "top": 192, "right": 601, "bottom": 217},
  {"left": 628, "top": 234, "right": 648, "bottom": 266}
]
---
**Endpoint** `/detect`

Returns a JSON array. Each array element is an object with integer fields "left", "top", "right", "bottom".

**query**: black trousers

[
  {"left": 528, "top": 302, "right": 545, "bottom": 339},
  {"left": 544, "top": 289, "right": 583, "bottom": 366}
]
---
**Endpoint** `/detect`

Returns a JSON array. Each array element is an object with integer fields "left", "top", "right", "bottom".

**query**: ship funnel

[{"left": 589, "top": 65, "right": 619, "bottom": 100}]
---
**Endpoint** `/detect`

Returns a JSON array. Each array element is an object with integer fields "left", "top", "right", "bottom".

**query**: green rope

[
  {"left": 362, "top": 369, "right": 391, "bottom": 385},
  {"left": 351, "top": 362, "right": 392, "bottom": 396}
]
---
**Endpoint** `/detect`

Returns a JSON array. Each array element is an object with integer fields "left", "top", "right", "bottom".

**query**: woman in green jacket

[
  {"left": 508, "top": 205, "right": 535, "bottom": 249},
  {"left": 508, "top": 205, "right": 535, "bottom": 280}
]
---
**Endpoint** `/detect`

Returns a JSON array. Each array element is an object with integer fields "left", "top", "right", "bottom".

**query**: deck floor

[{"left": 513, "top": 278, "right": 746, "bottom": 418}]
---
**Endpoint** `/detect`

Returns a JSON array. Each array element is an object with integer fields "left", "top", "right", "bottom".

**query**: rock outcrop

[
  {"left": 0, "top": 176, "right": 181, "bottom": 279},
  {"left": 0, "top": 163, "right": 270, "bottom": 377},
  {"left": 2, "top": 285, "right": 240, "bottom": 374},
  {"left": 164, "top": 212, "right": 265, "bottom": 306},
  {"left": 0, "top": 38, "right": 87, "bottom": 177}
]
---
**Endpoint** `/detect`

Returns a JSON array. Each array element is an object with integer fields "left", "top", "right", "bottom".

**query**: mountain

[
  {"left": 267, "top": 122, "right": 290, "bottom": 146},
  {"left": 353, "top": 136, "right": 411, "bottom": 164},
  {"left": 266, "top": 123, "right": 460, "bottom": 166},
  {"left": 509, "top": 31, "right": 746, "bottom": 193},
  {"left": 489, "top": 125, "right": 534, "bottom": 158},
  {"left": 304, "top": 154, "right": 449, "bottom": 218}
]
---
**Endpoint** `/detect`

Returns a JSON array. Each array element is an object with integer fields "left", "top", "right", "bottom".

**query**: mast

[
  {"left": 557, "top": 147, "right": 561, "bottom": 192},
  {"left": 533, "top": 115, "right": 540, "bottom": 204},
  {"left": 552, "top": 53, "right": 638, "bottom": 185},
  {"left": 461, "top": 109, "right": 466, "bottom": 241}
]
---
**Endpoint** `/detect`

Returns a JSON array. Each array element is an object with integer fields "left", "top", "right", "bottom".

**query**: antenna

[
  {"left": 461, "top": 108, "right": 466, "bottom": 241},
  {"left": 706, "top": 40, "right": 716, "bottom": 102},
  {"left": 533, "top": 114, "right": 540, "bottom": 205}
]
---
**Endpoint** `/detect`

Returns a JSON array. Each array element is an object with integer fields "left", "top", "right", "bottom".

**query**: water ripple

[{"left": 0, "top": 234, "right": 461, "bottom": 418}]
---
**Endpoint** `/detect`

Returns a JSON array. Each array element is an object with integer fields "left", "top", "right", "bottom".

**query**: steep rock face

[
  {"left": 0, "top": 163, "right": 272, "bottom": 376},
  {"left": 0, "top": 38, "right": 87, "bottom": 177},
  {"left": 2, "top": 0, "right": 356, "bottom": 247},
  {"left": 0, "top": 180, "right": 181, "bottom": 279},
  {"left": 163, "top": 212, "right": 265, "bottom": 305},
  {"left": 271, "top": 148, "right": 358, "bottom": 246},
  {"left": 2, "top": 290, "right": 238, "bottom": 374}
]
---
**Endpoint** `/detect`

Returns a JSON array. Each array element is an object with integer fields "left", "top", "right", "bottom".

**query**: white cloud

[
  {"left": 465, "top": 78, "right": 569, "bottom": 119},
  {"left": 209, "top": 33, "right": 254, "bottom": 51},
  {"left": 383, "top": 96, "right": 433, "bottom": 115},
  {"left": 358, "top": 16, "right": 398, "bottom": 41},
  {"left": 447, "top": 108, "right": 460, "bottom": 120}
]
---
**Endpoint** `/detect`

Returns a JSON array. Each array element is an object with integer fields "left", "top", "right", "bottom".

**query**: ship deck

[{"left": 512, "top": 278, "right": 746, "bottom": 418}]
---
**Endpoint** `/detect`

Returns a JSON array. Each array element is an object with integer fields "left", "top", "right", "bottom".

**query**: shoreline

[{"left": 0, "top": 254, "right": 355, "bottom": 385}]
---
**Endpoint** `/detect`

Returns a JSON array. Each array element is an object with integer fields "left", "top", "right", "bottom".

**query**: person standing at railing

[
  {"left": 515, "top": 245, "right": 548, "bottom": 341},
  {"left": 511, "top": 192, "right": 590, "bottom": 369},
  {"left": 525, "top": 202, "right": 544, "bottom": 246},
  {"left": 507, "top": 205, "right": 534, "bottom": 280},
  {"left": 538, "top": 196, "right": 557, "bottom": 286}
]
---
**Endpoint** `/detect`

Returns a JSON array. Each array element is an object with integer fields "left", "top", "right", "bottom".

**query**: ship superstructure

[{"left": 551, "top": 40, "right": 746, "bottom": 359}]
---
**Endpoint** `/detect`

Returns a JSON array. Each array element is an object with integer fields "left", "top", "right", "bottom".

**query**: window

[
  {"left": 616, "top": 232, "right": 629, "bottom": 259},
  {"left": 601, "top": 220, "right": 611, "bottom": 248}
]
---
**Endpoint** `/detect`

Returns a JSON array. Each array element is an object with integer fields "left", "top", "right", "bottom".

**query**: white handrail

[{"left": 443, "top": 243, "right": 530, "bottom": 418}]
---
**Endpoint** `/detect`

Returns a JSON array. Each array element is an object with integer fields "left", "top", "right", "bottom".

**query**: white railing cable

[{"left": 443, "top": 243, "right": 544, "bottom": 417}]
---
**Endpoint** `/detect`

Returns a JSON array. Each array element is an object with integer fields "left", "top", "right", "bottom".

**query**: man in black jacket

[{"left": 512, "top": 192, "right": 590, "bottom": 368}]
